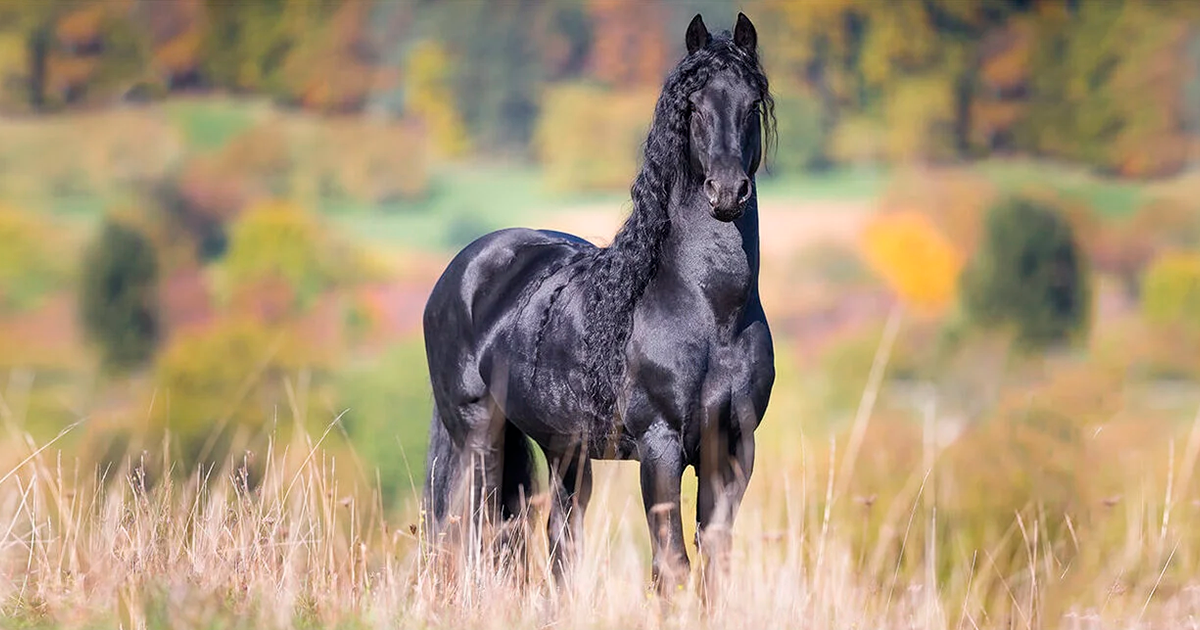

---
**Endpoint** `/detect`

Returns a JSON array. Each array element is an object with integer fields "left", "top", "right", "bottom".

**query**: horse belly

[{"left": 483, "top": 304, "right": 592, "bottom": 446}]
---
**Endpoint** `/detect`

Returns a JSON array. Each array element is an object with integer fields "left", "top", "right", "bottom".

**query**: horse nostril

[
  {"left": 736, "top": 178, "right": 751, "bottom": 204},
  {"left": 703, "top": 179, "right": 719, "bottom": 206}
]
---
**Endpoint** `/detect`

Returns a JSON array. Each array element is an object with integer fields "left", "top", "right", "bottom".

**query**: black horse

[{"left": 421, "top": 13, "right": 775, "bottom": 593}]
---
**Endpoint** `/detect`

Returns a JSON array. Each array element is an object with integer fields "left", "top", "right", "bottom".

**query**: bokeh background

[{"left": 2, "top": 0, "right": 1200, "bottom": 569}]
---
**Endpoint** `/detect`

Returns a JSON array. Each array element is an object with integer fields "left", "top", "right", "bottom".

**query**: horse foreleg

[
  {"left": 696, "top": 397, "right": 756, "bottom": 601},
  {"left": 547, "top": 444, "right": 593, "bottom": 590},
  {"left": 639, "top": 426, "right": 689, "bottom": 595}
]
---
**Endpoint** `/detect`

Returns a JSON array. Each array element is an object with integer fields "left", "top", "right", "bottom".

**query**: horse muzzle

[{"left": 704, "top": 175, "right": 751, "bottom": 222}]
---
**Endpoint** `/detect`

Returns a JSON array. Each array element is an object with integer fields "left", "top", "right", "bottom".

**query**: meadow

[{"left": 3, "top": 98, "right": 1200, "bottom": 630}]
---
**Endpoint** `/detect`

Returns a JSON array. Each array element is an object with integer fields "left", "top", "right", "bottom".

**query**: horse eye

[{"left": 745, "top": 104, "right": 761, "bottom": 124}]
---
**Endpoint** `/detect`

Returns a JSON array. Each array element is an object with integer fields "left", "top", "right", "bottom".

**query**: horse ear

[
  {"left": 685, "top": 14, "right": 710, "bottom": 55},
  {"left": 733, "top": 12, "right": 757, "bottom": 53}
]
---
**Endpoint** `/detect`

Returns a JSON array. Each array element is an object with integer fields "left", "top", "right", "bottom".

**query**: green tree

[
  {"left": 80, "top": 219, "right": 160, "bottom": 370},
  {"left": 423, "top": 0, "right": 576, "bottom": 153},
  {"left": 961, "top": 195, "right": 1091, "bottom": 349}
]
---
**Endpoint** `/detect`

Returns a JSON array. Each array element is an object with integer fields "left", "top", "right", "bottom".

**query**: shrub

[
  {"left": 0, "top": 205, "right": 68, "bottom": 313},
  {"left": 152, "top": 318, "right": 333, "bottom": 470},
  {"left": 219, "top": 201, "right": 339, "bottom": 315},
  {"left": 335, "top": 338, "right": 434, "bottom": 508},
  {"left": 1141, "top": 251, "right": 1200, "bottom": 331},
  {"left": 961, "top": 195, "right": 1091, "bottom": 349},
  {"left": 79, "top": 219, "right": 160, "bottom": 370},
  {"left": 308, "top": 118, "right": 431, "bottom": 205},
  {"left": 535, "top": 83, "right": 656, "bottom": 193},
  {"left": 1093, "top": 197, "right": 1200, "bottom": 296}
]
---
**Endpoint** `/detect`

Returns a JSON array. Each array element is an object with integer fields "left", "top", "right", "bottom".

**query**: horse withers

[{"left": 421, "top": 13, "right": 775, "bottom": 596}]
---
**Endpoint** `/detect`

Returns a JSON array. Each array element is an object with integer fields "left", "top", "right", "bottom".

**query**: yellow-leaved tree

[
  {"left": 404, "top": 40, "right": 470, "bottom": 159},
  {"left": 860, "top": 210, "right": 963, "bottom": 315}
]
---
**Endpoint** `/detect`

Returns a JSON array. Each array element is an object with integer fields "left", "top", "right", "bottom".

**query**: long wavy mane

[{"left": 580, "top": 32, "right": 776, "bottom": 426}]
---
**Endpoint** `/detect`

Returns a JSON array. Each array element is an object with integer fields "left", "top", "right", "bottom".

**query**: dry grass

[
  {"left": 1, "top": 410, "right": 1199, "bottom": 630},
  {"left": 3, "top": 311, "right": 1200, "bottom": 629}
]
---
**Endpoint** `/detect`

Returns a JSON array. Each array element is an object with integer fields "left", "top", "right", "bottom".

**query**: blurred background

[{"left": 1, "top": 0, "right": 1199, "bottom": 530}]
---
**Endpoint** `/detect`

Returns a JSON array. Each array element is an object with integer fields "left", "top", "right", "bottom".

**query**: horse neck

[{"left": 651, "top": 182, "right": 762, "bottom": 323}]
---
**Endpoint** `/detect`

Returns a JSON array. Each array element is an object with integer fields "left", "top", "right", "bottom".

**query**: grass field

[
  {"left": 3, "top": 390, "right": 1198, "bottom": 629},
  {"left": 328, "top": 157, "right": 1152, "bottom": 256},
  {"left": 4, "top": 100, "right": 1197, "bottom": 628},
  {"left": 4, "top": 321, "right": 1200, "bottom": 629}
]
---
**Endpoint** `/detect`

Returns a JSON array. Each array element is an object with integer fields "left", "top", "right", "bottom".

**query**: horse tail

[{"left": 422, "top": 404, "right": 458, "bottom": 540}]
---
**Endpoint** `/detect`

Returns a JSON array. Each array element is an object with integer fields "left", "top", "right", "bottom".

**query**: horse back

[{"left": 424, "top": 228, "right": 590, "bottom": 333}]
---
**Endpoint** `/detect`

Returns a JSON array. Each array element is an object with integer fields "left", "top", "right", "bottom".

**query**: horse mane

[{"left": 579, "top": 32, "right": 776, "bottom": 426}]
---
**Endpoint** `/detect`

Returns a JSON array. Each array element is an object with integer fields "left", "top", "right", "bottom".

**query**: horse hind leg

[
  {"left": 422, "top": 400, "right": 502, "bottom": 548},
  {"left": 496, "top": 421, "right": 537, "bottom": 581},
  {"left": 546, "top": 443, "right": 593, "bottom": 590},
  {"left": 419, "top": 402, "right": 494, "bottom": 591},
  {"left": 424, "top": 392, "right": 534, "bottom": 581}
]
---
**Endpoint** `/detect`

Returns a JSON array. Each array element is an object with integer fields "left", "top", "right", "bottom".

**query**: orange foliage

[
  {"left": 56, "top": 4, "right": 108, "bottom": 47},
  {"left": 860, "top": 210, "right": 963, "bottom": 314},
  {"left": 977, "top": 20, "right": 1033, "bottom": 93},
  {"left": 47, "top": 56, "right": 98, "bottom": 95},
  {"left": 284, "top": 0, "right": 379, "bottom": 114},
  {"left": 586, "top": 0, "right": 669, "bottom": 88},
  {"left": 155, "top": 28, "right": 204, "bottom": 76}
]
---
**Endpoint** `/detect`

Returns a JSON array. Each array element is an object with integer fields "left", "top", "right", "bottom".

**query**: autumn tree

[
  {"left": 586, "top": 0, "right": 669, "bottom": 88},
  {"left": 860, "top": 210, "right": 964, "bottom": 315},
  {"left": 279, "top": 0, "right": 383, "bottom": 113},
  {"left": 138, "top": 0, "right": 206, "bottom": 91},
  {"left": 1018, "top": 1, "right": 1193, "bottom": 177},
  {"left": 404, "top": 40, "right": 470, "bottom": 158},
  {"left": 0, "top": 0, "right": 149, "bottom": 111}
]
